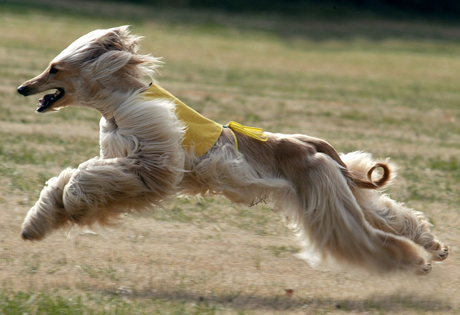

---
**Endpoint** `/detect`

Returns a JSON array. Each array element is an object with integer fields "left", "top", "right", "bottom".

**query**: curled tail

[
  {"left": 346, "top": 162, "right": 391, "bottom": 190},
  {"left": 308, "top": 138, "right": 391, "bottom": 190}
]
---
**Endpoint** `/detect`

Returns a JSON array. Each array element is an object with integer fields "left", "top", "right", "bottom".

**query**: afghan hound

[{"left": 17, "top": 26, "right": 448, "bottom": 275}]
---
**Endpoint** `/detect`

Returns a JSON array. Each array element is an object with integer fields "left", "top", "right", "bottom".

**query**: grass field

[{"left": 1, "top": 0, "right": 460, "bottom": 314}]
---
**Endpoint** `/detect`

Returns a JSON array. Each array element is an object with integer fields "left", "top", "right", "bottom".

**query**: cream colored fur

[{"left": 18, "top": 26, "right": 448, "bottom": 276}]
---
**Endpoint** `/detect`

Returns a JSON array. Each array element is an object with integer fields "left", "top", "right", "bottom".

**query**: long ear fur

[
  {"left": 80, "top": 26, "right": 160, "bottom": 82},
  {"left": 91, "top": 25, "right": 141, "bottom": 57}
]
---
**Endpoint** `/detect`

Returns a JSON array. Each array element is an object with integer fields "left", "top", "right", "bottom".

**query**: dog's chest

[{"left": 99, "top": 118, "right": 138, "bottom": 159}]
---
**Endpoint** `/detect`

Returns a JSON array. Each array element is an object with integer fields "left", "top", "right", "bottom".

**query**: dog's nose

[{"left": 17, "top": 85, "right": 30, "bottom": 96}]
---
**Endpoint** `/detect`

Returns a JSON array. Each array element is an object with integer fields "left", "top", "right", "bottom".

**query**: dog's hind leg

[
  {"left": 358, "top": 194, "right": 449, "bottom": 262},
  {"left": 341, "top": 151, "right": 449, "bottom": 262},
  {"left": 398, "top": 208, "right": 449, "bottom": 262},
  {"left": 276, "top": 142, "right": 431, "bottom": 274}
]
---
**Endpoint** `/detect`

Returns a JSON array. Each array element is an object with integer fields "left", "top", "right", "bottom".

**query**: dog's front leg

[
  {"left": 21, "top": 156, "right": 173, "bottom": 241},
  {"left": 21, "top": 167, "right": 75, "bottom": 241},
  {"left": 61, "top": 157, "right": 150, "bottom": 227}
]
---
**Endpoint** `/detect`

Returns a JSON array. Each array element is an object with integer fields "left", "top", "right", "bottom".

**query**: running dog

[{"left": 17, "top": 26, "right": 448, "bottom": 275}]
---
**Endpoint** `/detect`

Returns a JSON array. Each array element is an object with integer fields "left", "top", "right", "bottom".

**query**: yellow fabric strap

[
  {"left": 143, "top": 83, "right": 223, "bottom": 157},
  {"left": 225, "top": 121, "right": 268, "bottom": 151},
  {"left": 142, "top": 84, "right": 268, "bottom": 156}
]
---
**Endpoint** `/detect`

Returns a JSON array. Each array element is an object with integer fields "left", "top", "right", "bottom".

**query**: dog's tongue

[
  {"left": 37, "top": 95, "right": 53, "bottom": 112},
  {"left": 36, "top": 88, "right": 65, "bottom": 113}
]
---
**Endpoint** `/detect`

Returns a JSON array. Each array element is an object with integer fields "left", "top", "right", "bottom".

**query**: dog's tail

[
  {"left": 309, "top": 138, "right": 391, "bottom": 190},
  {"left": 345, "top": 162, "right": 391, "bottom": 190}
]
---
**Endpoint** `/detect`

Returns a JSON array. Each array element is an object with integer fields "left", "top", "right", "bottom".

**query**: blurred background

[
  {"left": 1, "top": 0, "right": 460, "bottom": 314},
  {"left": 7, "top": 0, "right": 460, "bottom": 19},
  {"left": 116, "top": 0, "right": 460, "bottom": 21}
]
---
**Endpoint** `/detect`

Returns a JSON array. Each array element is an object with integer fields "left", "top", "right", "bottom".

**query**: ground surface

[{"left": 1, "top": 1, "right": 460, "bottom": 314}]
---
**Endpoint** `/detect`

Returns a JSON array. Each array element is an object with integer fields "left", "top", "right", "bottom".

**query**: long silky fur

[{"left": 20, "top": 26, "right": 448, "bottom": 275}]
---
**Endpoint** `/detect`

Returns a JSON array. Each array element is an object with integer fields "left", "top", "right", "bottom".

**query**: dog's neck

[{"left": 95, "top": 80, "right": 150, "bottom": 121}]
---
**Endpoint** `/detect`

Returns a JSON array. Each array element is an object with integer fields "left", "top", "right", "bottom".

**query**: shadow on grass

[
  {"left": 0, "top": 285, "right": 452, "bottom": 313},
  {"left": 94, "top": 286, "right": 452, "bottom": 313}
]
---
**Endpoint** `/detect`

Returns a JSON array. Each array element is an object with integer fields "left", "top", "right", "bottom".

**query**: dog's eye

[{"left": 50, "top": 67, "right": 59, "bottom": 74}]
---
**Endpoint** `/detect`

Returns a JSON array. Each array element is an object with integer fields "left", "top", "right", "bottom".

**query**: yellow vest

[{"left": 143, "top": 83, "right": 223, "bottom": 157}]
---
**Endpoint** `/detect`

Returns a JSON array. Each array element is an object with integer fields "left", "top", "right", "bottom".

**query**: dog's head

[{"left": 17, "top": 26, "right": 159, "bottom": 113}]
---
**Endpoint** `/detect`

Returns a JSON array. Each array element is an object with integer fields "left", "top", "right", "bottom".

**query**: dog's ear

[
  {"left": 101, "top": 32, "right": 126, "bottom": 52},
  {"left": 86, "top": 26, "right": 133, "bottom": 62},
  {"left": 86, "top": 42, "right": 122, "bottom": 63},
  {"left": 104, "top": 26, "right": 137, "bottom": 53},
  {"left": 86, "top": 48, "right": 106, "bottom": 62},
  {"left": 128, "top": 54, "right": 149, "bottom": 65}
]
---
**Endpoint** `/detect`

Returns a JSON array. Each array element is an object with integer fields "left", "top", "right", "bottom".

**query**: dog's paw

[
  {"left": 416, "top": 260, "right": 432, "bottom": 276},
  {"left": 412, "top": 256, "right": 432, "bottom": 276},
  {"left": 430, "top": 244, "right": 449, "bottom": 261},
  {"left": 422, "top": 240, "right": 449, "bottom": 261}
]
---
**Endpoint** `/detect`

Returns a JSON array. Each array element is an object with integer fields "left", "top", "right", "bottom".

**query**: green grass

[
  {"left": 0, "top": 291, "right": 225, "bottom": 315},
  {"left": 0, "top": 290, "right": 452, "bottom": 315},
  {"left": 1, "top": 1, "right": 460, "bottom": 314}
]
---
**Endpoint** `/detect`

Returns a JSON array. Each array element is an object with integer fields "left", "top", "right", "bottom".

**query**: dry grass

[{"left": 1, "top": 1, "right": 460, "bottom": 314}]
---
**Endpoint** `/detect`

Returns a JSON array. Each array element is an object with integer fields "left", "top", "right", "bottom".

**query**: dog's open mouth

[{"left": 37, "top": 88, "right": 65, "bottom": 112}]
